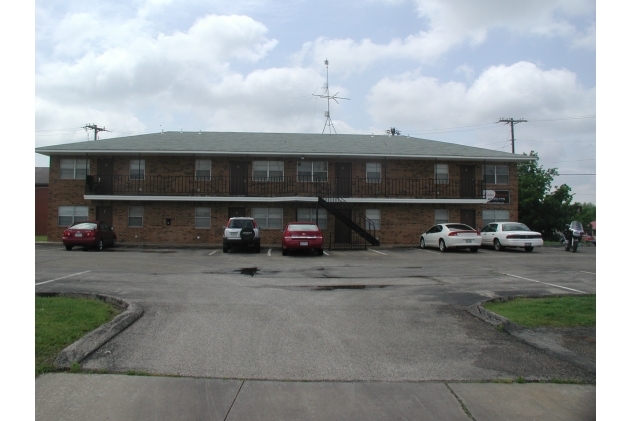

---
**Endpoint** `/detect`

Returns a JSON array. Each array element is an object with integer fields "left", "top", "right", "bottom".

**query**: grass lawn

[
  {"left": 483, "top": 295, "right": 595, "bottom": 328},
  {"left": 36, "top": 236, "right": 47, "bottom": 242},
  {"left": 35, "top": 296, "right": 122, "bottom": 377}
]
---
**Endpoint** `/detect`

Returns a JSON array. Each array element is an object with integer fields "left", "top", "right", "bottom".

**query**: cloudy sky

[{"left": 34, "top": 0, "right": 596, "bottom": 204}]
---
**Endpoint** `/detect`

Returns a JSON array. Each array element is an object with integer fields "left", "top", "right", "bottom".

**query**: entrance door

[
  {"left": 96, "top": 206, "right": 113, "bottom": 227},
  {"left": 97, "top": 159, "right": 114, "bottom": 194},
  {"left": 460, "top": 165, "right": 476, "bottom": 198},
  {"left": 460, "top": 209, "right": 476, "bottom": 229},
  {"left": 335, "top": 162, "right": 352, "bottom": 197},
  {"left": 335, "top": 208, "right": 352, "bottom": 243},
  {"left": 230, "top": 162, "right": 248, "bottom": 196},
  {"left": 228, "top": 207, "right": 246, "bottom": 218}
]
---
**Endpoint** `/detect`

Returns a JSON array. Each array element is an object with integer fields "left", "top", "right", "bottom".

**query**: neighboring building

[
  {"left": 35, "top": 132, "right": 532, "bottom": 247},
  {"left": 35, "top": 167, "right": 50, "bottom": 236}
]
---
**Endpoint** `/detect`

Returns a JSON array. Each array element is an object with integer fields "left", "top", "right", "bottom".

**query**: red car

[
  {"left": 63, "top": 221, "right": 117, "bottom": 251},
  {"left": 281, "top": 222, "right": 324, "bottom": 256}
]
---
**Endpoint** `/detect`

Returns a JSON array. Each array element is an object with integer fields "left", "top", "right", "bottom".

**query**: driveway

[{"left": 35, "top": 244, "right": 596, "bottom": 382}]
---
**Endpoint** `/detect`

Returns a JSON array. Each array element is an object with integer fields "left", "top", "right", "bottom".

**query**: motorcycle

[{"left": 562, "top": 221, "right": 584, "bottom": 253}]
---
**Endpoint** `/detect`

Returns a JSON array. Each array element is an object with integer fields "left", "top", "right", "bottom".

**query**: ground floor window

[
  {"left": 252, "top": 207, "right": 283, "bottom": 229},
  {"left": 365, "top": 209, "right": 381, "bottom": 230},
  {"left": 58, "top": 206, "right": 88, "bottom": 226},
  {"left": 435, "top": 209, "right": 449, "bottom": 224},
  {"left": 482, "top": 209, "right": 510, "bottom": 227},
  {"left": 297, "top": 208, "right": 327, "bottom": 229},
  {"left": 128, "top": 206, "right": 144, "bottom": 227},
  {"left": 195, "top": 207, "right": 211, "bottom": 228}
]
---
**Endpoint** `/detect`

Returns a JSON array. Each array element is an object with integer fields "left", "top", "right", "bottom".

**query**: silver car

[
  {"left": 419, "top": 223, "right": 482, "bottom": 252},
  {"left": 480, "top": 222, "right": 543, "bottom": 252},
  {"left": 222, "top": 217, "right": 261, "bottom": 253}
]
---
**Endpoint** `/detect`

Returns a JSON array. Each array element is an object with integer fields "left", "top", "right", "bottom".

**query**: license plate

[
  {"left": 525, "top": 242, "right": 531, "bottom": 246},
  {"left": 465, "top": 239, "right": 471, "bottom": 243},
  {"left": 75, "top": 233, "right": 83, "bottom": 237},
  {"left": 230, "top": 232, "right": 238, "bottom": 237},
  {"left": 300, "top": 242, "right": 308, "bottom": 246}
]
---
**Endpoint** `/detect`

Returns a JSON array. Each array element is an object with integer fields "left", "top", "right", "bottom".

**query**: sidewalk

[{"left": 36, "top": 373, "right": 595, "bottom": 421}]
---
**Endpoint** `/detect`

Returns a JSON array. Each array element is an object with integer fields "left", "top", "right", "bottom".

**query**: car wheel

[
  {"left": 470, "top": 247, "right": 479, "bottom": 252},
  {"left": 317, "top": 249, "right": 324, "bottom": 256},
  {"left": 223, "top": 246, "right": 228, "bottom": 253},
  {"left": 420, "top": 237, "right": 426, "bottom": 249},
  {"left": 111, "top": 237, "right": 117, "bottom": 248},
  {"left": 524, "top": 246, "right": 534, "bottom": 252},
  {"left": 282, "top": 248, "right": 288, "bottom": 256},
  {"left": 439, "top": 239, "right": 447, "bottom": 252},
  {"left": 96, "top": 239, "right": 103, "bottom": 251},
  {"left": 65, "top": 245, "right": 73, "bottom": 251},
  {"left": 493, "top": 239, "right": 504, "bottom": 251},
  {"left": 255, "top": 245, "right": 261, "bottom": 253}
]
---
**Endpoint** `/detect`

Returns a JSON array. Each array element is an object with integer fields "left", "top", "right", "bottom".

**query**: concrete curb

[
  {"left": 466, "top": 295, "right": 596, "bottom": 374},
  {"left": 36, "top": 292, "right": 143, "bottom": 369}
]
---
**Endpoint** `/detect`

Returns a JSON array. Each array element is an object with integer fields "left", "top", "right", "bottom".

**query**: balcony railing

[{"left": 85, "top": 175, "right": 486, "bottom": 199}]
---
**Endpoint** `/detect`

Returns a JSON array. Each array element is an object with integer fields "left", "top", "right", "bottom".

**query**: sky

[{"left": 33, "top": 0, "right": 596, "bottom": 204}]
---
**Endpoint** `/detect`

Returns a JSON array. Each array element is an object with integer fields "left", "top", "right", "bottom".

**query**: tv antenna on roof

[{"left": 312, "top": 59, "right": 349, "bottom": 134}]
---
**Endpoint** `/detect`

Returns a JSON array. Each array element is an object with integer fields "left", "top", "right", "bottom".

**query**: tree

[{"left": 517, "top": 151, "right": 577, "bottom": 240}]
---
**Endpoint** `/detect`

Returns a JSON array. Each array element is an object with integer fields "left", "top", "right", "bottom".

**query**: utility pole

[
  {"left": 313, "top": 59, "right": 349, "bottom": 134},
  {"left": 498, "top": 118, "right": 527, "bottom": 153},
  {"left": 83, "top": 124, "right": 109, "bottom": 141}
]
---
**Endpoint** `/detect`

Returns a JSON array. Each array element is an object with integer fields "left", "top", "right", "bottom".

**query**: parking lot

[{"left": 35, "top": 243, "right": 596, "bottom": 382}]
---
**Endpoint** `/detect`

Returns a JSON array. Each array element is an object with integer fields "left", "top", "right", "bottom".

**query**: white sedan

[
  {"left": 480, "top": 222, "right": 543, "bottom": 252},
  {"left": 419, "top": 223, "right": 482, "bottom": 252}
]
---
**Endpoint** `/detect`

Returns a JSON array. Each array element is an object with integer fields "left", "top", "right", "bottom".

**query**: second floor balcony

[{"left": 85, "top": 175, "right": 487, "bottom": 200}]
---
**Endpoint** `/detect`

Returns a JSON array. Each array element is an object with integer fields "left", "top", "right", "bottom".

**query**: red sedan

[
  {"left": 281, "top": 222, "right": 324, "bottom": 256},
  {"left": 63, "top": 221, "right": 117, "bottom": 251}
]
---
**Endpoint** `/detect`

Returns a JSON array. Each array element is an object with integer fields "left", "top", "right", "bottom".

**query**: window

[
  {"left": 195, "top": 160, "right": 211, "bottom": 180},
  {"left": 297, "top": 208, "right": 327, "bottom": 229},
  {"left": 434, "top": 164, "right": 448, "bottom": 184},
  {"left": 252, "top": 208, "right": 283, "bottom": 229},
  {"left": 195, "top": 207, "right": 211, "bottom": 228},
  {"left": 60, "top": 159, "right": 89, "bottom": 179},
  {"left": 482, "top": 209, "right": 510, "bottom": 227},
  {"left": 130, "top": 160, "right": 145, "bottom": 180},
  {"left": 365, "top": 209, "right": 381, "bottom": 230},
  {"left": 297, "top": 161, "right": 328, "bottom": 182},
  {"left": 58, "top": 206, "right": 88, "bottom": 226},
  {"left": 435, "top": 209, "right": 449, "bottom": 224},
  {"left": 128, "top": 206, "right": 144, "bottom": 227},
  {"left": 366, "top": 163, "right": 381, "bottom": 183},
  {"left": 484, "top": 165, "right": 509, "bottom": 184},
  {"left": 252, "top": 161, "right": 283, "bottom": 181}
]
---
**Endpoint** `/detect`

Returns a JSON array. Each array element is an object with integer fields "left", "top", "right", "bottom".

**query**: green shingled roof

[{"left": 35, "top": 131, "right": 531, "bottom": 161}]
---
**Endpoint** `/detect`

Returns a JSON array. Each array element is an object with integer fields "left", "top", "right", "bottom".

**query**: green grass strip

[
  {"left": 35, "top": 296, "right": 121, "bottom": 377},
  {"left": 35, "top": 236, "right": 48, "bottom": 242},
  {"left": 483, "top": 295, "right": 595, "bottom": 328}
]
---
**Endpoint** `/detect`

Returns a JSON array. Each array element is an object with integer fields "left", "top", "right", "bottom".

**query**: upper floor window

[
  {"left": 366, "top": 163, "right": 381, "bottom": 183},
  {"left": 130, "top": 160, "right": 145, "bottom": 180},
  {"left": 58, "top": 206, "right": 88, "bottom": 226},
  {"left": 195, "top": 160, "right": 211, "bottom": 180},
  {"left": 484, "top": 165, "right": 509, "bottom": 184},
  {"left": 434, "top": 164, "right": 448, "bottom": 184},
  {"left": 253, "top": 161, "right": 283, "bottom": 181},
  {"left": 298, "top": 161, "right": 327, "bottom": 182},
  {"left": 60, "top": 159, "right": 89, "bottom": 179}
]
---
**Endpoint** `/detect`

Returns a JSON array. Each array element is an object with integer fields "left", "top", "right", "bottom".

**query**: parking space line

[
  {"left": 267, "top": 248, "right": 272, "bottom": 256},
  {"left": 369, "top": 249, "right": 387, "bottom": 255},
  {"left": 580, "top": 271, "right": 596, "bottom": 275},
  {"left": 208, "top": 250, "right": 218, "bottom": 256},
  {"left": 501, "top": 272, "right": 586, "bottom": 293},
  {"left": 35, "top": 270, "right": 92, "bottom": 286},
  {"left": 323, "top": 251, "right": 329, "bottom": 256}
]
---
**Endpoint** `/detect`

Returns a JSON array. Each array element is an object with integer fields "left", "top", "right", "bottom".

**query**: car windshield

[
  {"left": 503, "top": 223, "right": 530, "bottom": 232},
  {"left": 228, "top": 220, "right": 253, "bottom": 229},
  {"left": 445, "top": 224, "right": 473, "bottom": 231},
  {"left": 71, "top": 223, "right": 97, "bottom": 230},
  {"left": 288, "top": 224, "right": 319, "bottom": 231}
]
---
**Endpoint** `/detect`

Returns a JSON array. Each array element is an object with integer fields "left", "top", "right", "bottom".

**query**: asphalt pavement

[{"left": 35, "top": 242, "right": 596, "bottom": 420}]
